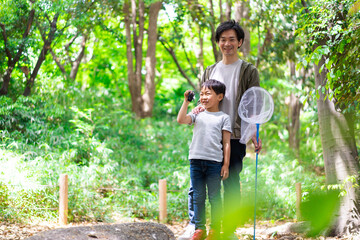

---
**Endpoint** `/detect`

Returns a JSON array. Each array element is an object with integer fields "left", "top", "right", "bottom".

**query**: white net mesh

[{"left": 238, "top": 87, "right": 274, "bottom": 144}]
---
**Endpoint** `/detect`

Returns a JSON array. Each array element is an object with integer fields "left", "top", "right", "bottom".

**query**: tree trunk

[
  {"left": 124, "top": 0, "right": 162, "bottom": 118},
  {"left": 189, "top": 23, "right": 204, "bottom": 85},
  {"left": 0, "top": 69, "right": 13, "bottom": 96},
  {"left": 235, "top": 0, "right": 250, "bottom": 57},
  {"left": 208, "top": 0, "right": 221, "bottom": 62},
  {"left": 219, "top": 0, "right": 224, "bottom": 23},
  {"left": 255, "top": 27, "right": 272, "bottom": 68},
  {"left": 315, "top": 54, "right": 360, "bottom": 236},
  {"left": 50, "top": 49, "right": 68, "bottom": 79},
  {"left": 23, "top": 13, "right": 59, "bottom": 96},
  {"left": 69, "top": 34, "right": 88, "bottom": 80},
  {"left": 142, "top": 1, "right": 162, "bottom": 118},
  {"left": 287, "top": 60, "right": 301, "bottom": 155},
  {"left": 286, "top": 93, "right": 301, "bottom": 153},
  {"left": 225, "top": 0, "right": 232, "bottom": 21},
  {"left": 187, "top": 0, "right": 206, "bottom": 85},
  {"left": 0, "top": 9, "right": 35, "bottom": 96},
  {"left": 124, "top": 0, "right": 142, "bottom": 117}
]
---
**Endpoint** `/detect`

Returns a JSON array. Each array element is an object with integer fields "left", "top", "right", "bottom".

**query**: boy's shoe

[
  {"left": 191, "top": 229, "right": 207, "bottom": 240},
  {"left": 205, "top": 229, "right": 220, "bottom": 240},
  {"left": 178, "top": 224, "right": 195, "bottom": 240}
]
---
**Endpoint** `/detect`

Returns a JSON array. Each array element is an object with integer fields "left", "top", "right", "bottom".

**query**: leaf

[
  {"left": 349, "top": 0, "right": 360, "bottom": 15},
  {"left": 338, "top": 40, "right": 346, "bottom": 54},
  {"left": 300, "top": 190, "right": 340, "bottom": 237}
]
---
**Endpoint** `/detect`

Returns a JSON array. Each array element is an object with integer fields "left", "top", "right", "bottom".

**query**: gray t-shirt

[
  {"left": 188, "top": 110, "right": 232, "bottom": 162},
  {"left": 209, "top": 59, "right": 243, "bottom": 134}
]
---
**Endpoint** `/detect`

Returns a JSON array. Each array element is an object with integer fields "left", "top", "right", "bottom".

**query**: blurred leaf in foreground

[{"left": 300, "top": 190, "right": 340, "bottom": 237}]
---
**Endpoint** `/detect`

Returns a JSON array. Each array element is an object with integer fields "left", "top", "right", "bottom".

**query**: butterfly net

[{"left": 238, "top": 87, "right": 274, "bottom": 144}]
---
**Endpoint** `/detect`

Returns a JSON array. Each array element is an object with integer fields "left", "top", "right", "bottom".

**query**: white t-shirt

[
  {"left": 188, "top": 110, "right": 232, "bottom": 162},
  {"left": 209, "top": 59, "right": 243, "bottom": 133}
]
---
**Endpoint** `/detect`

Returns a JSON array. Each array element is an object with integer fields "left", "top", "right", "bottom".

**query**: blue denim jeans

[
  {"left": 188, "top": 140, "right": 246, "bottom": 229},
  {"left": 190, "top": 159, "right": 222, "bottom": 231}
]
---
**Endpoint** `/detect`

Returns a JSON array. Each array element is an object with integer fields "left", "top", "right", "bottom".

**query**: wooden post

[
  {"left": 295, "top": 182, "right": 301, "bottom": 220},
  {"left": 59, "top": 174, "right": 68, "bottom": 225},
  {"left": 159, "top": 179, "right": 167, "bottom": 223}
]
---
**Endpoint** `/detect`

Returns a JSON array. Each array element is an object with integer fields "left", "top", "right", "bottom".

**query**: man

[{"left": 179, "top": 20, "right": 262, "bottom": 240}]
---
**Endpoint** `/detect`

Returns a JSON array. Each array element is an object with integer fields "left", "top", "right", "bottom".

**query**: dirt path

[
  {"left": 0, "top": 219, "right": 185, "bottom": 240},
  {"left": 0, "top": 220, "right": 358, "bottom": 240}
]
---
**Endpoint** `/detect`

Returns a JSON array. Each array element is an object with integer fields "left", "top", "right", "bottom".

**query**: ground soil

[{"left": 0, "top": 219, "right": 358, "bottom": 240}]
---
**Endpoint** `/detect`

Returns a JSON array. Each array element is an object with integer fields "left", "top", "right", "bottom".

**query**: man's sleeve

[
  {"left": 248, "top": 65, "right": 260, "bottom": 88},
  {"left": 201, "top": 67, "right": 208, "bottom": 84}
]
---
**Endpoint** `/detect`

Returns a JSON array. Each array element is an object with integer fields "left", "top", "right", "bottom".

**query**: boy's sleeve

[
  {"left": 222, "top": 115, "right": 232, "bottom": 133},
  {"left": 188, "top": 112, "right": 196, "bottom": 125}
]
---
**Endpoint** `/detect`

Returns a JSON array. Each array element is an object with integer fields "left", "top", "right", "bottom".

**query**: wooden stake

[
  {"left": 159, "top": 179, "right": 167, "bottom": 223},
  {"left": 295, "top": 182, "right": 301, "bottom": 220},
  {"left": 59, "top": 174, "right": 68, "bottom": 225}
]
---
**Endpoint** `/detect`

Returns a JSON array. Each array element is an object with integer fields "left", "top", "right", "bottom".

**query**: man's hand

[
  {"left": 251, "top": 135, "right": 262, "bottom": 153},
  {"left": 191, "top": 105, "right": 205, "bottom": 114},
  {"left": 221, "top": 165, "right": 229, "bottom": 180}
]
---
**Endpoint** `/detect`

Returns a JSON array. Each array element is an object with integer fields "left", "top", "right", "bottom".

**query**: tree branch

[
  {"left": 14, "top": 9, "right": 35, "bottom": 63},
  {"left": 64, "top": 33, "right": 79, "bottom": 64},
  {"left": 50, "top": 48, "right": 67, "bottom": 78},
  {"left": 0, "top": 22, "right": 13, "bottom": 61},
  {"left": 208, "top": 0, "right": 221, "bottom": 61},
  {"left": 69, "top": 34, "right": 88, "bottom": 80},
  {"left": 165, "top": 3, "right": 198, "bottom": 77},
  {"left": 37, "top": 5, "right": 52, "bottom": 24},
  {"left": 24, "top": 13, "right": 59, "bottom": 96},
  {"left": 159, "top": 38, "right": 197, "bottom": 90},
  {"left": 301, "top": 0, "right": 310, "bottom": 13},
  {"left": 64, "top": 33, "right": 79, "bottom": 50},
  {"left": 256, "top": 26, "right": 273, "bottom": 68}
]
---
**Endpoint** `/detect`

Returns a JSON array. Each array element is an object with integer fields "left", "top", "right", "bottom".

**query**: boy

[{"left": 177, "top": 80, "right": 232, "bottom": 240}]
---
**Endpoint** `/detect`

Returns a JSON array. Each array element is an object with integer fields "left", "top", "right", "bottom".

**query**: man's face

[{"left": 218, "top": 29, "right": 242, "bottom": 57}]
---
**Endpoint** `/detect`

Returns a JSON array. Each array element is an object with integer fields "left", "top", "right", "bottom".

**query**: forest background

[{"left": 0, "top": 0, "right": 359, "bottom": 237}]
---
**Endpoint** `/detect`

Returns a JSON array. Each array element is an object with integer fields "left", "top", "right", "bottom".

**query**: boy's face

[{"left": 200, "top": 87, "right": 223, "bottom": 111}]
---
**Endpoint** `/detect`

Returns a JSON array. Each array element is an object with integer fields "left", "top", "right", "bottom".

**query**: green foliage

[
  {"left": 222, "top": 199, "right": 254, "bottom": 237},
  {"left": 0, "top": 83, "right": 192, "bottom": 223},
  {"left": 2, "top": 0, "right": 357, "bottom": 230},
  {"left": 300, "top": 190, "right": 340, "bottom": 236},
  {"left": 241, "top": 146, "right": 324, "bottom": 220},
  {"left": 0, "top": 182, "right": 10, "bottom": 220},
  {"left": 0, "top": 64, "right": 330, "bottom": 225},
  {"left": 296, "top": 0, "right": 360, "bottom": 112},
  {"left": 13, "top": 188, "right": 58, "bottom": 221},
  {"left": 0, "top": 95, "right": 64, "bottom": 143}
]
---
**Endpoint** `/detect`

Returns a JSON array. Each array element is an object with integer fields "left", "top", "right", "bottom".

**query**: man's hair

[
  {"left": 201, "top": 79, "right": 226, "bottom": 96},
  {"left": 215, "top": 20, "right": 245, "bottom": 43}
]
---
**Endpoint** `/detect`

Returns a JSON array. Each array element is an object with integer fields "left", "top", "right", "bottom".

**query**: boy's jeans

[
  {"left": 190, "top": 159, "right": 222, "bottom": 231},
  {"left": 188, "top": 140, "right": 246, "bottom": 230}
]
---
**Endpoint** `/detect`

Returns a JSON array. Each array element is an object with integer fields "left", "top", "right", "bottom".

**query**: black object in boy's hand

[{"left": 187, "top": 91, "right": 195, "bottom": 102}]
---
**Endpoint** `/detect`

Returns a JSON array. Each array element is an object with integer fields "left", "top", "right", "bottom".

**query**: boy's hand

[
  {"left": 184, "top": 90, "right": 194, "bottom": 102},
  {"left": 221, "top": 165, "right": 229, "bottom": 180}
]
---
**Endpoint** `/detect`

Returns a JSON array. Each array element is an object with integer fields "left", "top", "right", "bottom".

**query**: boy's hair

[
  {"left": 215, "top": 20, "right": 245, "bottom": 44},
  {"left": 201, "top": 79, "right": 226, "bottom": 96}
]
